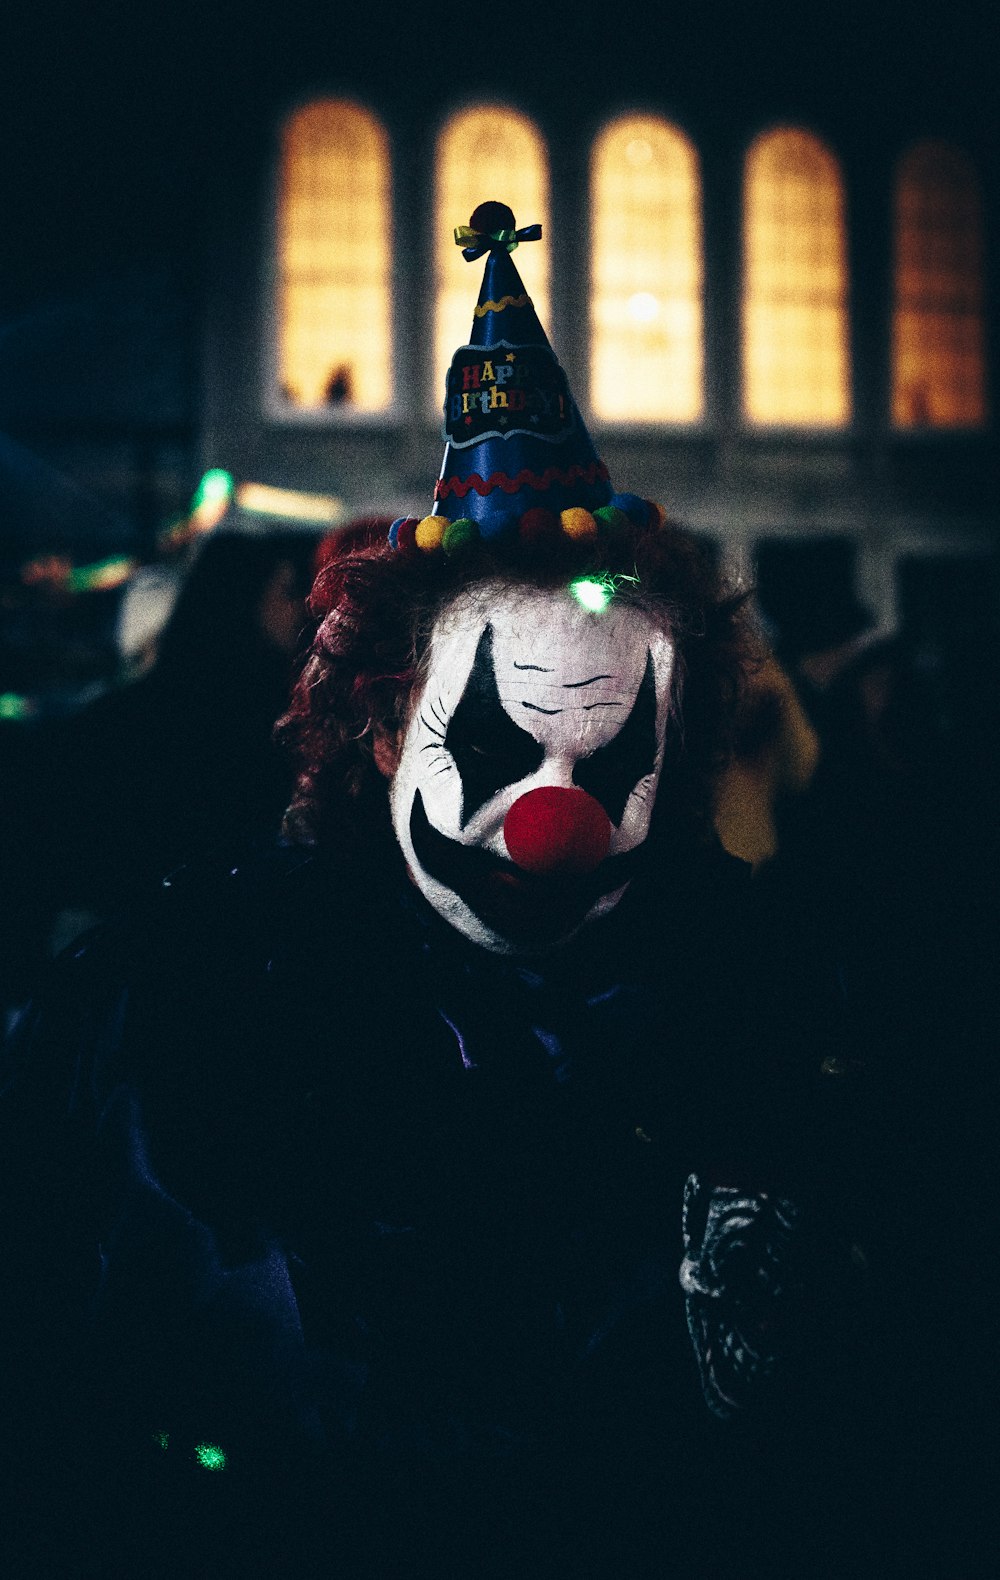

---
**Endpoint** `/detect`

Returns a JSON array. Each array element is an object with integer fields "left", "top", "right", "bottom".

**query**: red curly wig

[{"left": 276, "top": 515, "right": 754, "bottom": 852}]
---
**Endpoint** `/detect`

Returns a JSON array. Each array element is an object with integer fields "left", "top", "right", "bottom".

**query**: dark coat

[{"left": 0, "top": 829, "right": 905, "bottom": 1577}]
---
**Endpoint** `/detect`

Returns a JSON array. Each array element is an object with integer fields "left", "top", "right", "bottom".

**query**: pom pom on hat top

[{"left": 390, "top": 201, "right": 668, "bottom": 556}]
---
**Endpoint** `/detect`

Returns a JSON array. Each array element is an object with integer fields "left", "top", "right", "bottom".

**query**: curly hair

[{"left": 276, "top": 515, "right": 754, "bottom": 852}]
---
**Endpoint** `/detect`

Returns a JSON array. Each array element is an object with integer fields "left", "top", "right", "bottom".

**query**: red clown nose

[{"left": 503, "top": 787, "right": 612, "bottom": 876}]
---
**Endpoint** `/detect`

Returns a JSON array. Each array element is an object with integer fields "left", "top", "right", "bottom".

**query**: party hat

[{"left": 391, "top": 202, "right": 662, "bottom": 555}]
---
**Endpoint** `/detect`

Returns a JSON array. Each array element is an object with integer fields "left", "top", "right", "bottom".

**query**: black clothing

[
  {"left": 1, "top": 620, "right": 301, "bottom": 1020},
  {"left": 54, "top": 638, "right": 299, "bottom": 917},
  {"left": 0, "top": 832, "right": 910, "bottom": 1576}
]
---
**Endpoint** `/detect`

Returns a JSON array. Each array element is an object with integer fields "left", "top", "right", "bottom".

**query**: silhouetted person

[
  {"left": 714, "top": 651, "right": 821, "bottom": 871},
  {"left": 54, "top": 528, "right": 324, "bottom": 922}
]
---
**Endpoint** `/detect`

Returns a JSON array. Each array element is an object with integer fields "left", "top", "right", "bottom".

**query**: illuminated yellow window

[
  {"left": 276, "top": 100, "right": 391, "bottom": 412},
  {"left": 892, "top": 142, "right": 986, "bottom": 429},
  {"left": 590, "top": 116, "right": 703, "bottom": 422},
  {"left": 742, "top": 129, "right": 850, "bottom": 426},
  {"left": 434, "top": 106, "right": 550, "bottom": 408}
]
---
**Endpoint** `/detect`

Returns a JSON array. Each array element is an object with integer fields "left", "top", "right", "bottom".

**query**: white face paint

[{"left": 389, "top": 583, "right": 675, "bottom": 953}]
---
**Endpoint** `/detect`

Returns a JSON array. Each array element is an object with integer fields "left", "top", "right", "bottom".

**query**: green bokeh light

[
  {"left": 194, "top": 1442, "right": 227, "bottom": 1471},
  {"left": 66, "top": 554, "right": 135, "bottom": 594},
  {"left": 569, "top": 576, "right": 614, "bottom": 613},
  {"left": 193, "top": 469, "right": 234, "bottom": 510},
  {"left": 0, "top": 693, "right": 32, "bottom": 721},
  {"left": 152, "top": 1430, "right": 169, "bottom": 1451}
]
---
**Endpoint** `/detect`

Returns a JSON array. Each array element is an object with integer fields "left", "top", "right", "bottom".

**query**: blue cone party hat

[{"left": 390, "top": 202, "right": 664, "bottom": 554}]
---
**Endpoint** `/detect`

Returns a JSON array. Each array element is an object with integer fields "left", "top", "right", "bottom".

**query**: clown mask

[{"left": 387, "top": 583, "right": 675, "bottom": 953}]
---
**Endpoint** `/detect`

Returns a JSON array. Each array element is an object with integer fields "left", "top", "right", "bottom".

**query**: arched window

[
  {"left": 590, "top": 116, "right": 703, "bottom": 422},
  {"left": 742, "top": 128, "right": 850, "bottom": 426},
  {"left": 434, "top": 107, "right": 550, "bottom": 407},
  {"left": 275, "top": 100, "right": 391, "bottom": 413},
  {"left": 891, "top": 141, "right": 986, "bottom": 429}
]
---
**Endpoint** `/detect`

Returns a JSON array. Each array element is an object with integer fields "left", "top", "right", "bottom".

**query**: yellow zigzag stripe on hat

[{"left": 473, "top": 294, "right": 531, "bottom": 318}]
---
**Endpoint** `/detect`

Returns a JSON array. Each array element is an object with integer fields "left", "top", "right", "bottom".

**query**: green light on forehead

[
  {"left": 194, "top": 1442, "right": 227, "bottom": 1471},
  {"left": 569, "top": 576, "right": 614, "bottom": 613}
]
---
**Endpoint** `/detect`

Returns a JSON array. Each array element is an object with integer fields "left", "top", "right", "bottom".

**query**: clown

[
  {"left": 386, "top": 584, "right": 675, "bottom": 952},
  {"left": 0, "top": 205, "right": 862, "bottom": 1577}
]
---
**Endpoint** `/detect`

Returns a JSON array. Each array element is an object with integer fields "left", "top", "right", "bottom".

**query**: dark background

[
  {"left": 0, "top": 10, "right": 997, "bottom": 1569},
  {"left": 1, "top": 0, "right": 996, "bottom": 563}
]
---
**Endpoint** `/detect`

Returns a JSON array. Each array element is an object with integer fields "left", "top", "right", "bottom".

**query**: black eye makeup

[
  {"left": 444, "top": 624, "right": 544, "bottom": 826},
  {"left": 572, "top": 650, "right": 658, "bottom": 826}
]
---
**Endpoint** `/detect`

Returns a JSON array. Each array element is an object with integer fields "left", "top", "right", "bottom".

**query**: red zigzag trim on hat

[{"left": 435, "top": 461, "right": 611, "bottom": 500}]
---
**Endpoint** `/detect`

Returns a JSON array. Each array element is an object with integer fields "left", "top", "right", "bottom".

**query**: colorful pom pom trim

[
  {"left": 415, "top": 515, "right": 446, "bottom": 551},
  {"left": 560, "top": 507, "right": 598, "bottom": 541},
  {"left": 389, "top": 500, "right": 670, "bottom": 553},
  {"left": 609, "top": 492, "right": 653, "bottom": 529},
  {"left": 443, "top": 518, "right": 478, "bottom": 553}
]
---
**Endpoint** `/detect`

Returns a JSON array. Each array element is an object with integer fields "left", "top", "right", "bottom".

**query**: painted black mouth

[{"left": 409, "top": 790, "right": 644, "bottom": 944}]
